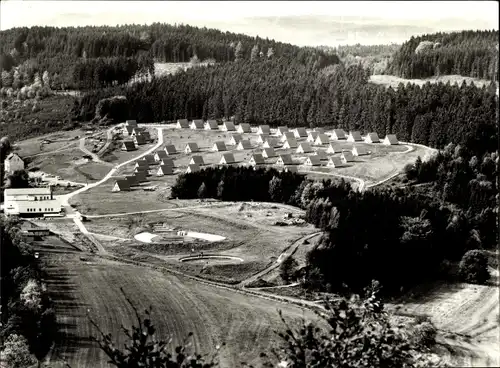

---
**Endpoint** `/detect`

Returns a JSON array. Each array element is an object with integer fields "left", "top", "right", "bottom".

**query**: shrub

[{"left": 459, "top": 249, "right": 490, "bottom": 284}]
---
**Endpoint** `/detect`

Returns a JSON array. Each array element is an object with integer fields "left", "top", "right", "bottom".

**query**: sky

[{"left": 1, "top": 1, "right": 498, "bottom": 46}]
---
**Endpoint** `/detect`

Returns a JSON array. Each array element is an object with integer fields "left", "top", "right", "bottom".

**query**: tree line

[
  {"left": 73, "top": 58, "right": 497, "bottom": 157},
  {"left": 0, "top": 23, "right": 339, "bottom": 91},
  {"left": 0, "top": 218, "right": 57, "bottom": 366},
  {"left": 0, "top": 24, "right": 339, "bottom": 65},
  {"left": 386, "top": 30, "right": 499, "bottom": 81}
]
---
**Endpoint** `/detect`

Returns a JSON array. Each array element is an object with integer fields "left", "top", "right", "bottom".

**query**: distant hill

[
  {"left": 385, "top": 30, "right": 499, "bottom": 81},
  {"left": 0, "top": 23, "right": 339, "bottom": 65},
  {"left": 0, "top": 23, "right": 340, "bottom": 90}
]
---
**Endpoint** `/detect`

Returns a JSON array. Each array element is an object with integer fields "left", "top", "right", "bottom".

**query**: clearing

[{"left": 81, "top": 201, "right": 317, "bottom": 284}]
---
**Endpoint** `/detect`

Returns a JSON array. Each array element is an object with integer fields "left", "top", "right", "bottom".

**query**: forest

[
  {"left": 0, "top": 23, "right": 339, "bottom": 90},
  {"left": 386, "top": 30, "right": 499, "bottom": 80},
  {"left": 73, "top": 58, "right": 497, "bottom": 157},
  {"left": 0, "top": 218, "right": 57, "bottom": 365}
]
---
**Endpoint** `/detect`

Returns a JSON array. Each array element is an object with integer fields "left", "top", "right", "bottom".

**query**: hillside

[
  {"left": 0, "top": 23, "right": 340, "bottom": 90},
  {"left": 385, "top": 30, "right": 499, "bottom": 81}
]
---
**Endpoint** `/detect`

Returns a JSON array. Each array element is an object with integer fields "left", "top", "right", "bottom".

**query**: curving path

[{"left": 237, "top": 232, "right": 322, "bottom": 288}]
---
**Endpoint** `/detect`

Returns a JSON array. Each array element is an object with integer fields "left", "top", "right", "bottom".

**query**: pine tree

[{"left": 234, "top": 41, "right": 244, "bottom": 62}]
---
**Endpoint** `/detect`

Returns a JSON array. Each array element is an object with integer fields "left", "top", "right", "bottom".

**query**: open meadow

[{"left": 82, "top": 201, "right": 317, "bottom": 284}]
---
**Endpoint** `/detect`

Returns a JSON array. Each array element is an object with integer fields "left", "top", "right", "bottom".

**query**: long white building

[{"left": 3, "top": 187, "right": 61, "bottom": 216}]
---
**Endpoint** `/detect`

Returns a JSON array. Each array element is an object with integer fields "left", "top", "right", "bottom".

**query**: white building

[
  {"left": 3, "top": 187, "right": 61, "bottom": 216},
  {"left": 4, "top": 153, "right": 25, "bottom": 174}
]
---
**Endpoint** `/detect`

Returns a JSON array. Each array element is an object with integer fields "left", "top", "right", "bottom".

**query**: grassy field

[
  {"left": 36, "top": 234, "right": 317, "bottom": 368},
  {"left": 14, "top": 128, "right": 84, "bottom": 158},
  {"left": 68, "top": 176, "right": 179, "bottom": 215},
  {"left": 369, "top": 74, "right": 494, "bottom": 90},
  {"left": 28, "top": 148, "right": 111, "bottom": 184},
  {"left": 82, "top": 202, "right": 316, "bottom": 283}
]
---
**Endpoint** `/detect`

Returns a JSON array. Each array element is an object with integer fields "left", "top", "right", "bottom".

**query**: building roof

[
  {"left": 223, "top": 121, "right": 236, "bottom": 130},
  {"left": 315, "top": 150, "right": 328, "bottom": 160},
  {"left": 220, "top": 153, "right": 236, "bottom": 164},
  {"left": 190, "top": 155, "right": 204, "bottom": 165},
  {"left": 213, "top": 141, "right": 227, "bottom": 151},
  {"left": 353, "top": 145, "right": 369, "bottom": 155},
  {"left": 158, "top": 165, "right": 173, "bottom": 174},
  {"left": 230, "top": 134, "right": 242, "bottom": 142},
  {"left": 250, "top": 153, "right": 265, "bottom": 164},
  {"left": 313, "top": 128, "right": 325, "bottom": 134},
  {"left": 306, "top": 155, "right": 322, "bottom": 165},
  {"left": 328, "top": 157, "right": 343, "bottom": 166},
  {"left": 341, "top": 151, "right": 355, "bottom": 161},
  {"left": 348, "top": 131, "right": 362, "bottom": 141},
  {"left": 282, "top": 132, "right": 296, "bottom": 141},
  {"left": 5, "top": 187, "right": 52, "bottom": 196},
  {"left": 264, "top": 138, "right": 279, "bottom": 148},
  {"left": 238, "top": 123, "right": 251, "bottom": 132},
  {"left": 122, "top": 141, "right": 136, "bottom": 150},
  {"left": 295, "top": 127, "right": 308, "bottom": 137},
  {"left": 164, "top": 145, "right": 177, "bottom": 154},
  {"left": 125, "top": 126, "right": 135, "bottom": 134},
  {"left": 257, "top": 134, "right": 269, "bottom": 141},
  {"left": 177, "top": 119, "right": 189, "bottom": 127},
  {"left": 142, "top": 154, "right": 155, "bottom": 163},
  {"left": 185, "top": 142, "right": 199, "bottom": 151},
  {"left": 365, "top": 132, "right": 380, "bottom": 142},
  {"left": 237, "top": 140, "right": 252, "bottom": 149},
  {"left": 135, "top": 160, "right": 149, "bottom": 166},
  {"left": 187, "top": 164, "right": 200, "bottom": 172},
  {"left": 277, "top": 126, "right": 289, "bottom": 133},
  {"left": 283, "top": 138, "right": 298, "bottom": 147},
  {"left": 278, "top": 154, "right": 293, "bottom": 164},
  {"left": 124, "top": 175, "right": 138, "bottom": 185},
  {"left": 298, "top": 142, "right": 313, "bottom": 152},
  {"left": 258, "top": 125, "right": 271, "bottom": 134},
  {"left": 5, "top": 152, "right": 23, "bottom": 161},
  {"left": 160, "top": 158, "right": 174, "bottom": 166},
  {"left": 262, "top": 148, "right": 276, "bottom": 157},
  {"left": 384, "top": 134, "right": 399, "bottom": 144},
  {"left": 134, "top": 171, "right": 147, "bottom": 181},
  {"left": 125, "top": 119, "right": 137, "bottom": 125},
  {"left": 333, "top": 129, "right": 346, "bottom": 138},
  {"left": 155, "top": 150, "right": 168, "bottom": 159},
  {"left": 308, "top": 131, "right": 319, "bottom": 140},
  {"left": 135, "top": 135, "right": 147, "bottom": 145},
  {"left": 315, "top": 134, "right": 330, "bottom": 143},
  {"left": 205, "top": 120, "right": 219, "bottom": 129},
  {"left": 283, "top": 165, "right": 298, "bottom": 173},
  {"left": 114, "top": 179, "right": 131, "bottom": 191},
  {"left": 191, "top": 120, "right": 204, "bottom": 128}
]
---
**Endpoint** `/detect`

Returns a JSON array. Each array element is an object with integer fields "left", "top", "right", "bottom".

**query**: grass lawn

[
  {"left": 14, "top": 128, "right": 84, "bottom": 158},
  {"left": 69, "top": 176, "right": 179, "bottom": 215}
]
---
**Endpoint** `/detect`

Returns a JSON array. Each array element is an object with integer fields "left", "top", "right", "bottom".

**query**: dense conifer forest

[
  {"left": 73, "top": 59, "right": 497, "bottom": 157},
  {"left": 0, "top": 23, "right": 339, "bottom": 89},
  {"left": 386, "top": 30, "right": 499, "bottom": 80}
]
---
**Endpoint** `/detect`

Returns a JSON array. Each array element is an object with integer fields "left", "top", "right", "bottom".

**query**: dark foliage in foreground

[
  {"left": 89, "top": 288, "right": 220, "bottom": 368},
  {"left": 0, "top": 218, "right": 57, "bottom": 362}
]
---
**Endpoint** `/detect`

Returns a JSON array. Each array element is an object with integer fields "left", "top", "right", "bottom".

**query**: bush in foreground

[
  {"left": 458, "top": 249, "right": 490, "bottom": 284},
  {"left": 89, "top": 288, "right": 220, "bottom": 368},
  {"left": 263, "top": 281, "right": 446, "bottom": 368}
]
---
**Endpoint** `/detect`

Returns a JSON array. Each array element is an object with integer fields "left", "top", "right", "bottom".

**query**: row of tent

[{"left": 174, "top": 119, "right": 399, "bottom": 145}]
